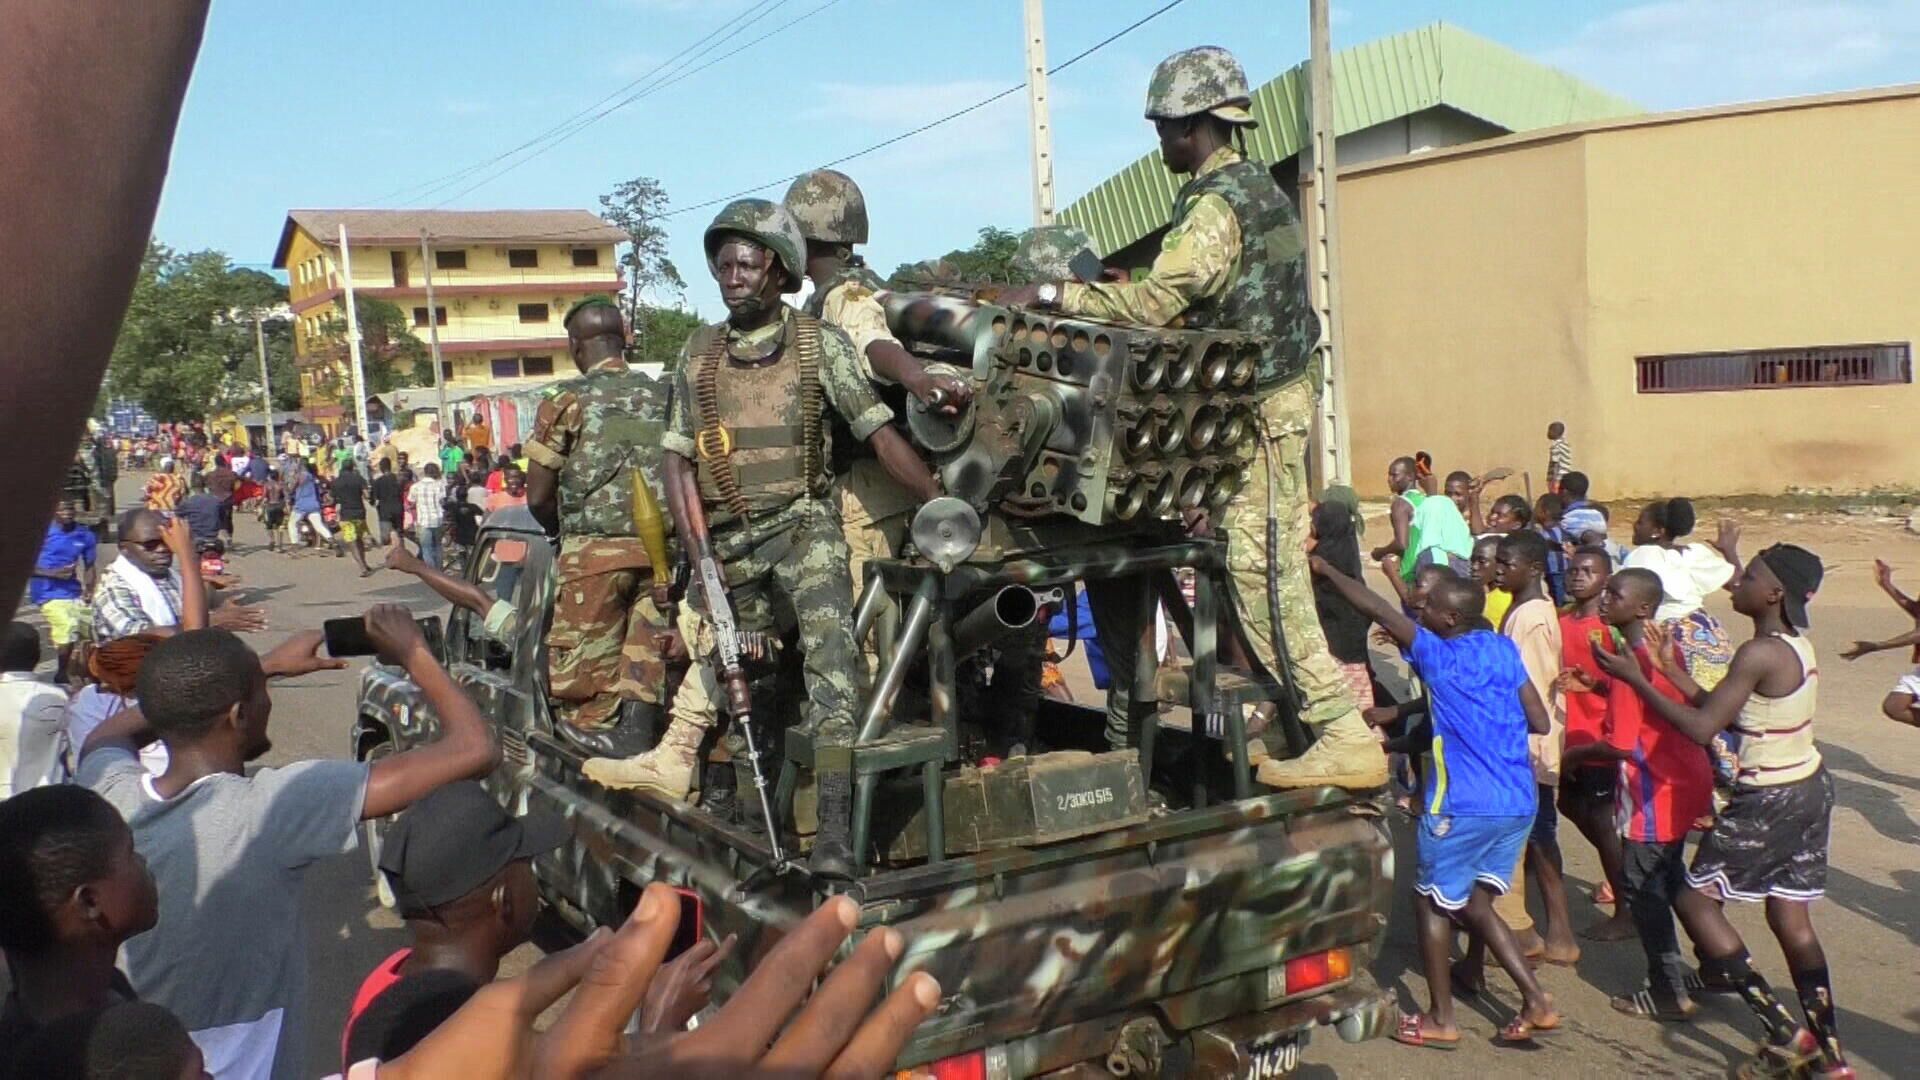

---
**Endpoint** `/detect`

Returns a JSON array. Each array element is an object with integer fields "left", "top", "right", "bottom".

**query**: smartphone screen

[
  {"left": 667, "top": 887, "right": 703, "bottom": 961},
  {"left": 323, "top": 616, "right": 377, "bottom": 657}
]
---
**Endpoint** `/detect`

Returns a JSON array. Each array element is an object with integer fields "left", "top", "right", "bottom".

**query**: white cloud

[{"left": 1539, "top": 0, "right": 1920, "bottom": 108}]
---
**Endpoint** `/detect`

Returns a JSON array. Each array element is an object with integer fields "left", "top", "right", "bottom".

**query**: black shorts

[
  {"left": 1688, "top": 766, "right": 1832, "bottom": 902},
  {"left": 1560, "top": 763, "right": 1616, "bottom": 805},
  {"left": 264, "top": 506, "right": 286, "bottom": 526}
]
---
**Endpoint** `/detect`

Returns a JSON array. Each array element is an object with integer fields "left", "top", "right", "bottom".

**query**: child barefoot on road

[{"left": 1312, "top": 558, "right": 1561, "bottom": 1050}]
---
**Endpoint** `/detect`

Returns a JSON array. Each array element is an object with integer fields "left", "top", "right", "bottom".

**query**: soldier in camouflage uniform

[
  {"left": 1001, "top": 46, "right": 1386, "bottom": 791},
  {"left": 662, "top": 199, "right": 942, "bottom": 878},
  {"left": 524, "top": 297, "right": 678, "bottom": 757},
  {"left": 782, "top": 170, "right": 970, "bottom": 673}
]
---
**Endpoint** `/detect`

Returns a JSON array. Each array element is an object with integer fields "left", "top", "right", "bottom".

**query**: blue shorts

[{"left": 1415, "top": 813, "right": 1533, "bottom": 911}]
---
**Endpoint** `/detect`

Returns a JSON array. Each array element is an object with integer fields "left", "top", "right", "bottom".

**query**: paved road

[{"left": 54, "top": 483, "right": 1920, "bottom": 1077}]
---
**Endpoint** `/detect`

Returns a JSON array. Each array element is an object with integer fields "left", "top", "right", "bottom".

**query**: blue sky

[{"left": 159, "top": 0, "right": 1920, "bottom": 314}]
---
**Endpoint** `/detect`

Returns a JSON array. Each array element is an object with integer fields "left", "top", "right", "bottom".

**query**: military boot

[
  {"left": 809, "top": 768, "right": 856, "bottom": 880},
  {"left": 581, "top": 712, "right": 710, "bottom": 800},
  {"left": 1254, "top": 712, "right": 1389, "bottom": 791},
  {"left": 731, "top": 750, "right": 768, "bottom": 837}
]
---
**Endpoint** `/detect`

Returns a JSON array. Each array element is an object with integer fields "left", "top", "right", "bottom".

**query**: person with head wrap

[{"left": 63, "top": 632, "right": 172, "bottom": 778}]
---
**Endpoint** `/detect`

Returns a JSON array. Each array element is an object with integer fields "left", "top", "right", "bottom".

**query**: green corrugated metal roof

[{"left": 1059, "top": 23, "right": 1640, "bottom": 254}]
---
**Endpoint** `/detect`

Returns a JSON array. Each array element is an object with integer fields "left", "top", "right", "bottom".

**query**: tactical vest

[
  {"left": 1170, "top": 156, "right": 1319, "bottom": 388},
  {"left": 688, "top": 312, "right": 829, "bottom": 525},
  {"left": 556, "top": 365, "right": 671, "bottom": 538}
]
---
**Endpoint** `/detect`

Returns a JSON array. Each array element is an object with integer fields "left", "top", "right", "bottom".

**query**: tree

[
  {"left": 629, "top": 305, "right": 703, "bottom": 370},
  {"left": 599, "top": 176, "right": 684, "bottom": 338},
  {"left": 889, "top": 226, "right": 1021, "bottom": 286},
  {"left": 315, "top": 297, "right": 431, "bottom": 395},
  {"left": 107, "top": 242, "right": 302, "bottom": 422}
]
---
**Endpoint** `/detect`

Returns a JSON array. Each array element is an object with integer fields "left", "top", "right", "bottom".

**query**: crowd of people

[{"left": 1291, "top": 421, "right": 1915, "bottom": 1078}]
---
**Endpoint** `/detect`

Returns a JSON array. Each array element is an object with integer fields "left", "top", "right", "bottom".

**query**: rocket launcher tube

[{"left": 629, "top": 466, "right": 674, "bottom": 609}]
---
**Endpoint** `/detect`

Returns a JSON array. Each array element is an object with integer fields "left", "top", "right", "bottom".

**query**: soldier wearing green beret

[
  {"left": 660, "top": 199, "right": 942, "bottom": 878},
  {"left": 1001, "top": 46, "right": 1386, "bottom": 791},
  {"left": 524, "top": 297, "right": 679, "bottom": 758}
]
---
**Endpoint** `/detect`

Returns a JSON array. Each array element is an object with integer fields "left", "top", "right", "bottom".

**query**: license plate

[{"left": 1239, "top": 1031, "right": 1305, "bottom": 1079}]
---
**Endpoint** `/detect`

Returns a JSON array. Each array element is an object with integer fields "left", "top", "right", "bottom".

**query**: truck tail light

[
  {"left": 1284, "top": 947, "right": 1352, "bottom": 996},
  {"left": 899, "top": 1047, "right": 1007, "bottom": 1080}
]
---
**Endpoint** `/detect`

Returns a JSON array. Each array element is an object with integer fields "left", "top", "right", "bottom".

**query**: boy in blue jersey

[{"left": 1309, "top": 557, "right": 1561, "bottom": 1050}]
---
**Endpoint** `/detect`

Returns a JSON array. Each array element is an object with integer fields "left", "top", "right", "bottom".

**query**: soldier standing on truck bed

[
  {"left": 523, "top": 297, "right": 676, "bottom": 758},
  {"left": 781, "top": 169, "right": 971, "bottom": 675},
  {"left": 661, "top": 199, "right": 941, "bottom": 878},
  {"left": 999, "top": 46, "right": 1387, "bottom": 791}
]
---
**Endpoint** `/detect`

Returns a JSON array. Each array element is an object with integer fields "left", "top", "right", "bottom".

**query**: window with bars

[
  {"left": 517, "top": 303, "right": 549, "bottom": 323},
  {"left": 508, "top": 248, "right": 538, "bottom": 268},
  {"left": 490, "top": 357, "right": 521, "bottom": 379},
  {"left": 1636, "top": 343, "right": 1911, "bottom": 393},
  {"left": 571, "top": 248, "right": 599, "bottom": 267},
  {"left": 521, "top": 356, "right": 554, "bottom": 377}
]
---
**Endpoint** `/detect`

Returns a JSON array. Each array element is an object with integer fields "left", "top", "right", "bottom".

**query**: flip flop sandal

[
  {"left": 1494, "top": 1013, "right": 1565, "bottom": 1045},
  {"left": 1732, "top": 1032, "right": 1820, "bottom": 1080},
  {"left": 1392, "top": 1011, "right": 1461, "bottom": 1051},
  {"left": 1610, "top": 988, "right": 1699, "bottom": 1022}
]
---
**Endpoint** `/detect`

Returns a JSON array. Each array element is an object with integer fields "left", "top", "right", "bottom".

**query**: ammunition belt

[{"left": 693, "top": 334, "right": 751, "bottom": 524}]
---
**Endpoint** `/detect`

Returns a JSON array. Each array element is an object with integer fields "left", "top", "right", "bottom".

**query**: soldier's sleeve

[
  {"left": 816, "top": 326, "right": 895, "bottom": 442},
  {"left": 818, "top": 282, "right": 902, "bottom": 383},
  {"left": 1058, "top": 194, "right": 1240, "bottom": 326},
  {"left": 662, "top": 347, "right": 698, "bottom": 460},
  {"left": 524, "top": 389, "right": 581, "bottom": 472}
]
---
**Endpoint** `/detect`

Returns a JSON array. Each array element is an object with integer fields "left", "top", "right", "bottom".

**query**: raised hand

[
  {"left": 161, "top": 514, "right": 194, "bottom": 555},
  {"left": 1874, "top": 558, "right": 1896, "bottom": 594},
  {"left": 365, "top": 603, "right": 428, "bottom": 665},
  {"left": 260, "top": 628, "right": 348, "bottom": 678},
  {"left": 1839, "top": 640, "right": 1877, "bottom": 661},
  {"left": 1643, "top": 620, "right": 1683, "bottom": 678},
  {"left": 209, "top": 603, "right": 268, "bottom": 632}
]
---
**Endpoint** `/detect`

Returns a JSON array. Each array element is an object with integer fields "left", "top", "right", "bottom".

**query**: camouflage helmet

[
  {"left": 1144, "top": 46, "right": 1258, "bottom": 127},
  {"left": 1010, "top": 225, "right": 1097, "bottom": 283},
  {"left": 783, "top": 169, "right": 869, "bottom": 245},
  {"left": 704, "top": 198, "right": 808, "bottom": 291}
]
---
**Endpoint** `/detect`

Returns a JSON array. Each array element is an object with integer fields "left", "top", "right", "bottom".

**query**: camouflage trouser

[
  {"left": 1222, "top": 378, "right": 1362, "bottom": 729},
  {"left": 836, "top": 462, "right": 914, "bottom": 681},
  {"left": 668, "top": 599, "right": 721, "bottom": 731},
  {"left": 706, "top": 499, "right": 859, "bottom": 772},
  {"left": 547, "top": 537, "right": 670, "bottom": 732}
]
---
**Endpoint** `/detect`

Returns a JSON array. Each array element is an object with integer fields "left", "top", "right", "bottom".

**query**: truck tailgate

[{"left": 870, "top": 789, "right": 1390, "bottom": 1065}]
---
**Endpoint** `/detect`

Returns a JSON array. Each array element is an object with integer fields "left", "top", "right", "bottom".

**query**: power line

[
  {"left": 367, "top": 0, "right": 788, "bottom": 206},
  {"left": 424, "top": 0, "right": 846, "bottom": 209},
  {"left": 663, "top": 0, "right": 1194, "bottom": 219}
]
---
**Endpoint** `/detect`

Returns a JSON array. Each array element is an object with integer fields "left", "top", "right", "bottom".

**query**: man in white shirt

[{"left": 1, "top": 622, "right": 68, "bottom": 793}]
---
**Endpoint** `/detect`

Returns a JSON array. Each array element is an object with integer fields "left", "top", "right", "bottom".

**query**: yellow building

[
  {"left": 272, "top": 209, "right": 629, "bottom": 432},
  {"left": 1307, "top": 85, "right": 1920, "bottom": 497}
]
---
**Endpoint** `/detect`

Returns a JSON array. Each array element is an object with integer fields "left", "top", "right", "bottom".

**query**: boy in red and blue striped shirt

[{"left": 1563, "top": 568, "right": 1713, "bottom": 1021}]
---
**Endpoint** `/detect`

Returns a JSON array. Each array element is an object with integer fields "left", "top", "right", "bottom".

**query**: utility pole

[
  {"left": 254, "top": 315, "right": 276, "bottom": 456},
  {"left": 1022, "top": 0, "right": 1056, "bottom": 226},
  {"left": 419, "top": 229, "right": 450, "bottom": 437},
  {"left": 1307, "top": 0, "right": 1352, "bottom": 487},
  {"left": 336, "top": 224, "right": 372, "bottom": 439}
]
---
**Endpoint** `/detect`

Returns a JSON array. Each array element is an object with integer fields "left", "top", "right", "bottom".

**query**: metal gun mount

[{"left": 883, "top": 293, "right": 1271, "bottom": 529}]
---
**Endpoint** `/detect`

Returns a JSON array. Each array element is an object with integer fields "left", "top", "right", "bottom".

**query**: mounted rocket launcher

[{"left": 881, "top": 292, "right": 1271, "bottom": 531}]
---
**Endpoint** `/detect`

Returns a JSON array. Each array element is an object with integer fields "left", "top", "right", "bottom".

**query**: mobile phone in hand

[
  {"left": 323, "top": 614, "right": 441, "bottom": 658},
  {"left": 1068, "top": 247, "right": 1105, "bottom": 285}
]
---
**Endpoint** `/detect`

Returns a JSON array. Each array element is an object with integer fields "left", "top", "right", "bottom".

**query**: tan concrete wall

[
  {"left": 1317, "top": 134, "right": 1592, "bottom": 496},
  {"left": 1318, "top": 90, "right": 1920, "bottom": 498},
  {"left": 1580, "top": 94, "right": 1920, "bottom": 496}
]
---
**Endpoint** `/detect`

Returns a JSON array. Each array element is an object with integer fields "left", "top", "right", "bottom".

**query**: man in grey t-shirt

[{"left": 79, "top": 609, "right": 502, "bottom": 1080}]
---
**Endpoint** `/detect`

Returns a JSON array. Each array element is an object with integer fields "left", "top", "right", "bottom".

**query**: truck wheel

[{"left": 359, "top": 738, "right": 399, "bottom": 910}]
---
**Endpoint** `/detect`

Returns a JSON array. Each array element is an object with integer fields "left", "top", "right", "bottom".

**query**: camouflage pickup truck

[{"left": 353, "top": 506, "right": 1394, "bottom": 1078}]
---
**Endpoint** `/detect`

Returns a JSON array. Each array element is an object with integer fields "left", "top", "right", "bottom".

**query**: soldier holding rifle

[{"left": 660, "top": 199, "right": 941, "bottom": 879}]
